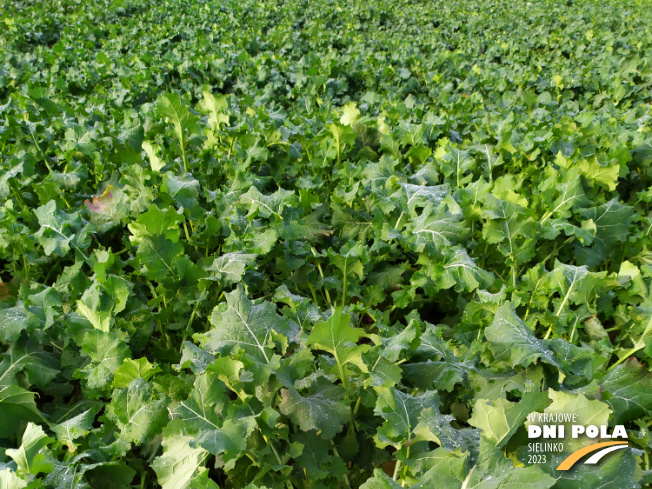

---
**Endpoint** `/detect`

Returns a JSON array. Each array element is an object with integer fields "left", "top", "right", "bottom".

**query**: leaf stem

[
  {"left": 539, "top": 210, "right": 552, "bottom": 225},
  {"left": 313, "top": 253, "right": 332, "bottom": 307},
  {"left": 262, "top": 434, "right": 293, "bottom": 489},
  {"left": 22, "top": 250, "right": 30, "bottom": 282},
  {"left": 186, "top": 290, "right": 208, "bottom": 332},
  {"left": 568, "top": 317, "right": 579, "bottom": 344},
  {"left": 352, "top": 396, "right": 362, "bottom": 417},
  {"left": 401, "top": 445, "right": 410, "bottom": 484},
  {"left": 392, "top": 458, "right": 402, "bottom": 481},
  {"left": 29, "top": 126, "right": 52, "bottom": 173},
  {"left": 395, "top": 211, "right": 404, "bottom": 229},
  {"left": 307, "top": 281, "right": 320, "bottom": 306},
  {"left": 331, "top": 443, "right": 351, "bottom": 488},
  {"left": 180, "top": 136, "right": 188, "bottom": 173}
]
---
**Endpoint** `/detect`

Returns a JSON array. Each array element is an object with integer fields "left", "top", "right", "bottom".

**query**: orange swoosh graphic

[{"left": 556, "top": 441, "right": 628, "bottom": 470}]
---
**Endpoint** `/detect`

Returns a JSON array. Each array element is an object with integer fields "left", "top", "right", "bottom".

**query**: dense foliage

[{"left": 1, "top": 0, "right": 652, "bottom": 487}]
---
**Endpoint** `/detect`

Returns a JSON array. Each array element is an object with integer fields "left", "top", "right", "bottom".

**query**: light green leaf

[
  {"left": 142, "top": 140, "right": 166, "bottom": 172},
  {"left": 468, "top": 392, "right": 548, "bottom": 448},
  {"left": 340, "top": 102, "right": 360, "bottom": 126},
  {"left": 6, "top": 422, "right": 54, "bottom": 476},
  {"left": 526, "top": 389, "right": 611, "bottom": 452},
  {"left": 154, "top": 92, "right": 200, "bottom": 143},
  {"left": 152, "top": 419, "right": 209, "bottom": 489},
  {"left": 197, "top": 88, "right": 229, "bottom": 131},
  {"left": 0, "top": 468, "right": 27, "bottom": 489},
  {"left": 112, "top": 358, "right": 162, "bottom": 389}
]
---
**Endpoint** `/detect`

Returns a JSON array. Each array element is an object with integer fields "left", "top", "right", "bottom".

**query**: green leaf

[
  {"left": 279, "top": 375, "right": 350, "bottom": 439},
  {"left": 415, "top": 406, "right": 479, "bottom": 453},
  {"left": 51, "top": 409, "right": 96, "bottom": 450},
  {"left": 75, "top": 330, "right": 131, "bottom": 394},
  {"left": 398, "top": 183, "right": 450, "bottom": 214},
  {"left": 0, "top": 304, "right": 40, "bottom": 344},
  {"left": 380, "top": 319, "right": 419, "bottom": 363},
  {"left": 0, "top": 385, "right": 48, "bottom": 438},
  {"left": 0, "top": 340, "right": 59, "bottom": 388},
  {"left": 374, "top": 388, "right": 439, "bottom": 449},
  {"left": 411, "top": 202, "right": 464, "bottom": 250},
  {"left": 438, "top": 146, "right": 476, "bottom": 186},
  {"left": 106, "top": 377, "right": 169, "bottom": 445},
  {"left": 175, "top": 371, "right": 228, "bottom": 430},
  {"left": 175, "top": 371, "right": 256, "bottom": 461},
  {"left": 359, "top": 469, "right": 402, "bottom": 489},
  {"left": 154, "top": 92, "right": 200, "bottom": 170},
  {"left": 536, "top": 448, "right": 640, "bottom": 489},
  {"left": 84, "top": 462, "right": 137, "bottom": 489},
  {"left": 485, "top": 302, "right": 557, "bottom": 368},
  {"left": 202, "top": 252, "right": 258, "bottom": 287},
  {"left": 410, "top": 451, "right": 468, "bottom": 489},
  {"left": 575, "top": 199, "right": 632, "bottom": 266},
  {"left": 65, "top": 124, "right": 96, "bottom": 156},
  {"left": 136, "top": 235, "right": 184, "bottom": 281},
  {"left": 33, "top": 200, "right": 83, "bottom": 257},
  {"left": 595, "top": 360, "right": 652, "bottom": 424},
  {"left": 76, "top": 277, "right": 130, "bottom": 332},
  {"left": 430, "top": 247, "right": 494, "bottom": 293},
  {"left": 162, "top": 172, "right": 200, "bottom": 211},
  {"left": 239, "top": 186, "right": 298, "bottom": 219},
  {"left": 482, "top": 195, "right": 536, "bottom": 265},
  {"left": 206, "top": 357, "right": 250, "bottom": 400},
  {"left": 469, "top": 463, "right": 556, "bottom": 489},
  {"left": 291, "top": 431, "right": 347, "bottom": 481},
  {"left": 197, "top": 285, "right": 294, "bottom": 362},
  {"left": 307, "top": 308, "right": 370, "bottom": 385},
  {"left": 128, "top": 204, "right": 184, "bottom": 243},
  {"left": 549, "top": 262, "right": 590, "bottom": 315}
]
